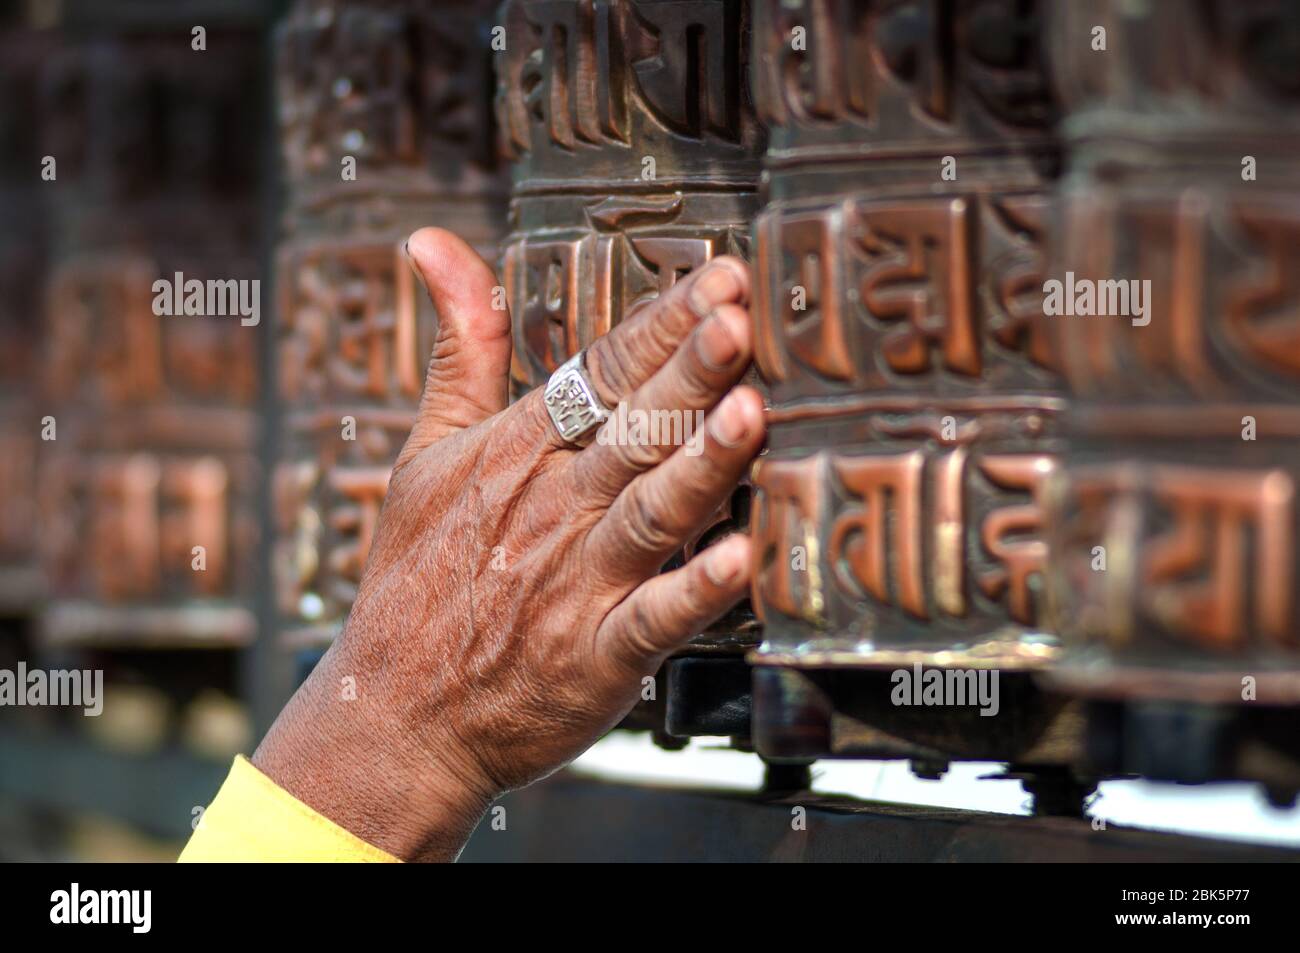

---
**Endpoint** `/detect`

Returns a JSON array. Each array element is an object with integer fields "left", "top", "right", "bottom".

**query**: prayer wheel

[
  {"left": 36, "top": 30, "right": 263, "bottom": 649},
  {"left": 1042, "top": 0, "right": 1300, "bottom": 795},
  {"left": 746, "top": 0, "right": 1081, "bottom": 776},
  {"left": 494, "top": 0, "right": 766, "bottom": 658},
  {"left": 273, "top": 0, "right": 509, "bottom": 650}
]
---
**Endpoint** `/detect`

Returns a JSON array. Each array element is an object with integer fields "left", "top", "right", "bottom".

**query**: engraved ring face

[{"left": 543, "top": 351, "right": 611, "bottom": 444}]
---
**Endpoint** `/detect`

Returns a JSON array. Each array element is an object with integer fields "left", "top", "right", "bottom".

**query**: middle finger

[{"left": 573, "top": 302, "right": 753, "bottom": 502}]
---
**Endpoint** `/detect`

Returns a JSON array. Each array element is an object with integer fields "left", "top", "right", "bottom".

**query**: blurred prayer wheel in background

[
  {"left": 494, "top": 0, "right": 766, "bottom": 722},
  {"left": 273, "top": 0, "right": 508, "bottom": 655},
  {"left": 1042, "top": 0, "right": 1300, "bottom": 797},
  {"left": 746, "top": 0, "right": 1082, "bottom": 780},
  {"left": 35, "top": 31, "right": 263, "bottom": 651},
  {"left": 0, "top": 32, "right": 48, "bottom": 618},
  {"left": 0, "top": 332, "right": 41, "bottom": 615}
]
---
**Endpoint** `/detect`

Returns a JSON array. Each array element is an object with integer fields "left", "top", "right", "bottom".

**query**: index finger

[
  {"left": 505, "top": 255, "right": 750, "bottom": 456},
  {"left": 583, "top": 256, "right": 750, "bottom": 409}
]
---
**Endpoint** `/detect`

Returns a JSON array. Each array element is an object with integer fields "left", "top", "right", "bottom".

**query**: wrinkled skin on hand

[{"left": 254, "top": 228, "right": 764, "bottom": 861}]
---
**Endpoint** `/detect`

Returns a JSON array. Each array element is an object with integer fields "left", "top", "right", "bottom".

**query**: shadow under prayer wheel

[
  {"left": 494, "top": 0, "right": 765, "bottom": 672},
  {"left": 273, "top": 0, "right": 508, "bottom": 653},
  {"left": 1042, "top": 0, "right": 1300, "bottom": 796},
  {"left": 747, "top": 0, "right": 1082, "bottom": 770}
]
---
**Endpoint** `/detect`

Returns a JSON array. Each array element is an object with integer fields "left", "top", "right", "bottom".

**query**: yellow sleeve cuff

[{"left": 178, "top": 755, "right": 401, "bottom": 863}]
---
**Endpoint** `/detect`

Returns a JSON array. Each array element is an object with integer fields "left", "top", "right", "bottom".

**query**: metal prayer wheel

[
  {"left": 747, "top": 0, "right": 1081, "bottom": 772},
  {"left": 35, "top": 33, "right": 263, "bottom": 649},
  {"left": 1041, "top": 1, "right": 1300, "bottom": 793},
  {"left": 495, "top": 0, "right": 765, "bottom": 665},
  {"left": 273, "top": 0, "right": 508, "bottom": 651}
]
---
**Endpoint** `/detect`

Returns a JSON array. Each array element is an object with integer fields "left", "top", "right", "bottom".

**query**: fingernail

[
  {"left": 709, "top": 393, "right": 749, "bottom": 448},
  {"left": 688, "top": 263, "right": 740, "bottom": 319},
  {"left": 403, "top": 237, "right": 428, "bottom": 291},
  {"left": 704, "top": 540, "right": 744, "bottom": 586},
  {"left": 696, "top": 312, "right": 739, "bottom": 371}
]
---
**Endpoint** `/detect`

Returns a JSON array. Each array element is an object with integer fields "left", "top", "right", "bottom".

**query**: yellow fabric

[{"left": 178, "top": 755, "right": 401, "bottom": 863}]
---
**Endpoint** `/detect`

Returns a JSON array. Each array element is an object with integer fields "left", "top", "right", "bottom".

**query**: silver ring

[{"left": 543, "top": 350, "right": 612, "bottom": 444}]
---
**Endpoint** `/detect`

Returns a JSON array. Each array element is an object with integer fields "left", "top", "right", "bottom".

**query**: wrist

[{"left": 253, "top": 641, "right": 493, "bottom": 862}]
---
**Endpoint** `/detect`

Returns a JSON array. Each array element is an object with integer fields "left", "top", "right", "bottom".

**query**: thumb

[{"left": 398, "top": 227, "right": 511, "bottom": 466}]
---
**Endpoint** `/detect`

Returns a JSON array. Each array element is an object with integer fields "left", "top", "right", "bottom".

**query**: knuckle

[
  {"left": 661, "top": 280, "right": 708, "bottom": 330},
  {"left": 430, "top": 325, "right": 466, "bottom": 368},
  {"left": 683, "top": 560, "right": 717, "bottom": 617},
  {"left": 506, "top": 392, "right": 567, "bottom": 454},
  {"left": 674, "top": 355, "right": 718, "bottom": 405},
  {"left": 515, "top": 390, "right": 549, "bottom": 432},
  {"left": 623, "top": 598, "right": 665, "bottom": 664},
  {"left": 576, "top": 442, "right": 654, "bottom": 501},
  {"left": 603, "top": 597, "right": 665, "bottom": 675},
  {"left": 586, "top": 335, "right": 636, "bottom": 404},
  {"left": 618, "top": 433, "right": 666, "bottom": 471},
  {"left": 626, "top": 297, "right": 695, "bottom": 369},
  {"left": 623, "top": 480, "right": 679, "bottom": 554}
]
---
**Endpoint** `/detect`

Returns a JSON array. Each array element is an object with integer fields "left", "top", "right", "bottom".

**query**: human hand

[{"left": 253, "top": 228, "right": 763, "bottom": 861}]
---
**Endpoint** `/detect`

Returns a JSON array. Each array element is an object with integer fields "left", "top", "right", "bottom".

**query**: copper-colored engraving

[
  {"left": 830, "top": 451, "right": 927, "bottom": 620},
  {"left": 39, "top": 254, "right": 259, "bottom": 647},
  {"left": 752, "top": 455, "right": 827, "bottom": 624},
  {"left": 274, "top": 0, "right": 508, "bottom": 647},
  {"left": 749, "top": 0, "right": 1062, "bottom": 674},
  {"left": 497, "top": 0, "right": 764, "bottom": 650},
  {"left": 975, "top": 454, "right": 1056, "bottom": 626},
  {"left": 1043, "top": 0, "right": 1300, "bottom": 716}
]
